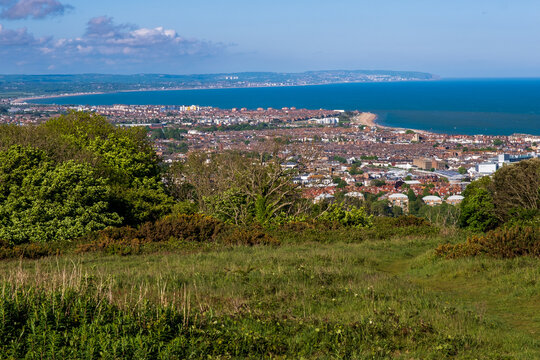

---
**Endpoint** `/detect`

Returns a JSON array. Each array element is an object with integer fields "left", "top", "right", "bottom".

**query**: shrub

[
  {"left": 0, "top": 242, "right": 60, "bottom": 260},
  {"left": 138, "top": 214, "right": 225, "bottom": 243},
  {"left": 76, "top": 214, "right": 278, "bottom": 254},
  {"left": 436, "top": 225, "right": 540, "bottom": 259},
  {"left": 218, "top": 226, "right": 280, "bottom": 246},
  {"left": 319, "top": 203, "right": 373, "bottom": 228}
]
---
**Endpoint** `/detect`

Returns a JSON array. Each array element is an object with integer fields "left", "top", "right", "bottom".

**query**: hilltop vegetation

[{"left": 0, "top": 112, "right": 538, "bottom": 358}]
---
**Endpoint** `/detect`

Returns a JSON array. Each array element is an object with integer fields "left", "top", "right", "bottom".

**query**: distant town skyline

[{"left": 1, "top": 0, "right": 540, "bottom": 77}]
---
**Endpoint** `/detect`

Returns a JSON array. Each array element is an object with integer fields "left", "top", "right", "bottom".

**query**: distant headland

[{"left": 0, "top": 70, "right": 437, "bottom": 101}]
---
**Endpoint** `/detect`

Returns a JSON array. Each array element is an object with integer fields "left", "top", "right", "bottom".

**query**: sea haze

[{"left": 30, "top": 79, "right": 540, "bottom": 135}]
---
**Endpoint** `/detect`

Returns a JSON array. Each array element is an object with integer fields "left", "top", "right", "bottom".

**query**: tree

[
  {"left": 459, "top": 177, "right": 498, "bottom": 232},
  {"left": 173, "top": 151, "right": 302, "bottom": 225},
  {"left": 333, "top": 177, "right": 347, "bottom": 189},
  {"left": 0, "top": 112, "right": 174, "bottom": 230},
  {"left": 0, "top": 146, "right": 122, "bottom": 244},
  {"left": 370, "top": 179, "right": 386, "bottom": 187},
  {"left": 490, "top": 158, "right": 540, "bottom": 222},
  {"left": 458, "top": 167, "right": 467, "bottom": 175}
]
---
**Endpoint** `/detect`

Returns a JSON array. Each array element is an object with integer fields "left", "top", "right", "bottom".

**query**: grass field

[{"left": 0, "top": 232, "right": 539, "bottom": 359}]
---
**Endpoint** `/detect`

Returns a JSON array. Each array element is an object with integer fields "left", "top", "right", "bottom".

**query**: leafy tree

[
  {"left": 370, "top": 179, "right": 386, "bottom": 187},
  {"left": 348, "top": 164, "right": 363, "bottom": 175},
  {"left": 369, "top": 200, "right": 393, "bottom": 216},
  {"left": 458, "top": 167, "right": 467, "bottom": 175},
  {"left": 459, "top": 177, "right": 498, "bottom": 232},
  {"left": 333, "top": 177, "right": 347, "bottom": 189},
  {"left": 0, "top": 146, "right": 121, "bottom": 244},
  {"left": 0, "top": 112, "right": 174, "bottom": 232},
  {"left": 490, "top": 158, "right": 540, "bottom": 222},
  {"left": 332, "top": 155, "right": 347, "bottom": 164},
  {"left": 419, "top": 202, "right": 460, "bottom": 227},
  {"left": 174, "top": 151, "right": 302, "bottom": 225}
]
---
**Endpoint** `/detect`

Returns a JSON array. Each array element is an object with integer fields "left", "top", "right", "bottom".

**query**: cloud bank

[
  {"left": 0, "top": 16, "right": 226, "bottom": 73},
  {"left": 0, "top": 0, "right": 72, "bottom": 20}
]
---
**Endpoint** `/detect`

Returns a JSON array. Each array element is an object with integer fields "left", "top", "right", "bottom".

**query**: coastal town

[{"left": 1, "top": 100, "right": 539, "bottom": 210}]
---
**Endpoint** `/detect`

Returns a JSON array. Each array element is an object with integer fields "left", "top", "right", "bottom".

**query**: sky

[{"left": 0, "top": 0, "right": 539, "bottom": 77}]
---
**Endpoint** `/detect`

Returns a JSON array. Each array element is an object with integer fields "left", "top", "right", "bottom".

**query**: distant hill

[{"left": 0, "top": 70, "right": 437, "bottom": 98}]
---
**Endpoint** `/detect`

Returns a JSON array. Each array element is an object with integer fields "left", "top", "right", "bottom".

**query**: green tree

[
  {"left": 490, "top": 158, "right": 540, "bottom": 222},
  {"left": 0, "top": 146, "right": 122, "bottom": 244},
  {"left": 459, "top": 177, "right": 498, "bottom": 232}
]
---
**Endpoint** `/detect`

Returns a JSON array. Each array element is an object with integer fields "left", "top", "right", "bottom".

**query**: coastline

[
  {"left": 11, "top": 80, "right": 540, "bottom": 137},
  {"left": 353, "top": 112, "right": 433, "bottom": 135},
  {"left": 13, "top": 79, "right": 436, "bottom": 105}
]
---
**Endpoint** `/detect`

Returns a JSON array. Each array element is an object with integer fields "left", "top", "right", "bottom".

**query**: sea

[{"left": 29, "top": 79, "right": 540, "bottom": 136}]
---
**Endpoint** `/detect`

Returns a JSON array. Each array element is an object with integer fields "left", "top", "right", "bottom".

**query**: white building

[{"left": 423, "top": 195, "right": 443, "bottom": 206}]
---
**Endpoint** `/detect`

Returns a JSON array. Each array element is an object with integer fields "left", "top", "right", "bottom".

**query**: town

[{"left": 2, "top": 100, "right": 539, "bottom": 211}]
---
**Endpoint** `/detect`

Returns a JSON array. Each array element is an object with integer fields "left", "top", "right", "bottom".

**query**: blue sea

[{"left": 30, "top": 79, "right": 540, "bottom": 135}]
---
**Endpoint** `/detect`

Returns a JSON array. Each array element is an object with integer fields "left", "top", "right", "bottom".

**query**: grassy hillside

[{"left": 1, "top": 232, "right": 538, "bottom": 359}]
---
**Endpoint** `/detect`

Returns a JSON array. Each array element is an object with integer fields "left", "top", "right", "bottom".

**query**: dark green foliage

[
  {"left": 332, "top": 176, "right": 347, "bottom": 188},
  {"left": 459, "top": 158, "right": 540, "bottom": 232},
  {"left": 459, "top": 177, "right": 498, "bottom": 232},
  {"left": 331, "top": 155, "right": 347, "bottom": 164},
  {"left": 490, "top": 158, "right": 540, "bottom": 222},
  {"left": 436, "top": 225, "right": 539, "bottom": 259},
  {"left": 370, "top": 179, "right": 386, "bottom": 187},
  {"left": 0, "top": 241, "right": 61, "bottom": 260}
]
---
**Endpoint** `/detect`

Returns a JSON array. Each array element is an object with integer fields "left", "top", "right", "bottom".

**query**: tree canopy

[{"left": 0, "top": 112, "right": 172, "bottom": 244}]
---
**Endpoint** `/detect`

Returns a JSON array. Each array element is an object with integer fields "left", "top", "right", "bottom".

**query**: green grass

[{"left": 0, "top": 234, "right": 538, "bottom": 358}]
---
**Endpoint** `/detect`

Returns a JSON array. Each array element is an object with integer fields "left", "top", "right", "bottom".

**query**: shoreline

[
  {"left": 10, "top": 82, "right": 539, "bottom": 138},
  {"left": 352, "top": 112, "right": 433, "bottom": 135},
  {"left": 13, "top": 79, "right": 436, "bottom": 104}
]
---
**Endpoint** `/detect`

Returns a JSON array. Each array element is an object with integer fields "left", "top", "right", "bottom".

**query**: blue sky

[{"left": 1, "top": 0, "right": 539, "bottom": 76}]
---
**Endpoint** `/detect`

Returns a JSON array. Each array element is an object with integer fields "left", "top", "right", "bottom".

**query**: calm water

[{"left": 30, "top": 79, "right": 540, "bottom": 135}]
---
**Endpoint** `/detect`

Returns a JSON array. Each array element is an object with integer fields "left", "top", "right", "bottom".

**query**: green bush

[
  {"left": 436, "top": 225, "right": 540, "bottom": 259},
  {"left": 319, "top": 203, "right": 373, "bottom": 228},
  {"left": 0, "top": 112, "right": 175, "bottom": 244}
]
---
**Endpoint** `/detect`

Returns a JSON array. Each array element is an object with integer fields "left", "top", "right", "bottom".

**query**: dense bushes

[
  {"left": 318, "top": 203, "right": 373, "bottom": 228},
  {"left": 436, "top": 225, "right": 539, "bottom": 259},
  {"left": 459, "top": 158, "right": 540, "bottom": 232},
  {"left": 0, "top": 146, "right": 122, "bottom": 244},
  {"left": 77, "top": 214, "right": 279, "bottom": 254},
  {"left": 272, "top": 215, "right": 438, "bottom": 243},
  {"left": 0, "top": 112, "right": 173, "bottom": 245}
]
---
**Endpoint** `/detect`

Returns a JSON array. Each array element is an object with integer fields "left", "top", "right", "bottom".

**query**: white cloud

[{"left": 0, "top": 17, "right": 226, "bottom": 72}]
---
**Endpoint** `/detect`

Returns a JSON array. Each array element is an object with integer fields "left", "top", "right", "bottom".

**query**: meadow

[{"left": 0, "top": 229, "right": 538, "bottom": 359}]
